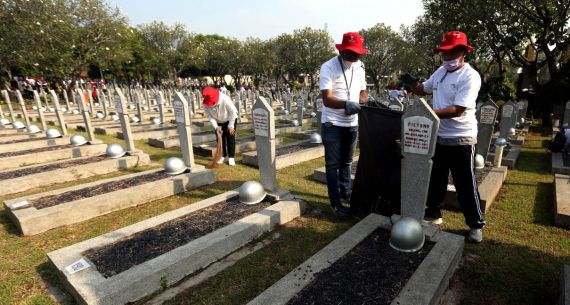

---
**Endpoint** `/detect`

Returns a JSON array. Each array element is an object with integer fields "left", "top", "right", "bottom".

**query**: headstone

[
  {"left": 388, "top": 98, "right": 404, "bottom": 111},
  {"left": 476, "top": 100, "right": 498, "bottom": 160},
  {"left": 1, "top": 90, "right": 16, "bottom": 121},
  {"left": 296, "top": 97, "right": 304, "bottom": 126},
  {"left": 15, "top": 90, "right": 31, "bottom": 126},
  {"left": 156, "top": 91, "right": 166, "bottom": 125},
  {"left": 32, "top": 91, "right": 47, "bottom": 130},
  {"left": 253, "top": 97, "right": 277, "bottom": 192},
  {"left": 86, "top": 89, "right": 95, "bottom": 115},
  {"left": 49, "top": 90, "right": 68, "bottom": 135},
  {"left": 498, "top": 101, "right": 517, "bottom": 139},
  {"left": 516, "top": 100, "right": 527, "bottom": 121},
  {"left": 316, "top": 94, "right": 323, "bottom": 133},
  {"left": 400, "top": 98, "right": 440, "bottom": 221},
  {"left": 62, "top": 89, "right": 70, "bottom": 109},
  {"left": 135, "top": 90, "right": 144, "bottom": 123},
  {"left": 188, "top": 91, "right": 196, "bottom": 116},
  {"left": 173, "top": 92, "right": 200, "bottom": 171},
  {"left": 75, "top": 89, "right": 99, "bottom": 143},
  {"left": 563, "top": 101, "right": 570, "bottom": 128},
  {"left": 98, "top": 89, "right": 108, "bottom": 117},
  {"left": 115, "top": 88, "right": 137, "bottom": 152}
]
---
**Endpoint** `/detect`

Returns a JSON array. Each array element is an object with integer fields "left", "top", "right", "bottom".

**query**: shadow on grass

[
  {"left": 533, "top": 182, "right": 555, "bottom": 226},
  {"left": 515, "top": 150, "right": 550, "bottom": 174},
  {"left": 35, "top": 261, "right": 75, "bottom": 305},
  {"left": 0, "top": 208, "right": 21, "bottom": 236}
]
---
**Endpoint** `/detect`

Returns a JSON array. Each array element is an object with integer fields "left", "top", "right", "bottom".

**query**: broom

[{"left": 207, "top": 130, "right": 223, "bottom": 168}]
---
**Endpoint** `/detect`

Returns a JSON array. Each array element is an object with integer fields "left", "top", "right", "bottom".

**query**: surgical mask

[
  {"left": 442, "top": 58, "right": 461, "bottom": 71},
  {"left": 342, "top": 59, "right": 358, "bottom": 70}
]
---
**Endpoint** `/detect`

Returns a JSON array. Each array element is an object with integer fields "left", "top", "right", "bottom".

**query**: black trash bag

[
  {"left": 350, "top": 106, "right": 402, "bottom": 218},
  {"left": 549, "top": 129, "right": 566, "bottom": 152}
]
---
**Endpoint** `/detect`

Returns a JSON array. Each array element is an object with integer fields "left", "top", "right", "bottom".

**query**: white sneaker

[
  {"left": 228, "top": 158, "right": 235, "bottom": 166},
  {"left": 217, "top": 157, "right": 225, "bottom": 164},
  {"left": 468, "top": 228, "right": 483, "bottom": 243}
]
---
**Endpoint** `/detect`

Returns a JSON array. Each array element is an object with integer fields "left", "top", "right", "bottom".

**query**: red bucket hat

[
  {"left": 433, "top": 31, "right": 474, "bottom": 53},
  {"left": 336, "top": 32, "right": 368, "bottom": 55},
  {"left": 202, "top": 87, "right": 219, "bottom": 107}
]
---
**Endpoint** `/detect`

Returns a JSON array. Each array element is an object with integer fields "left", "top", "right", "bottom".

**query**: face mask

[
  {"left": 342, "top": 59, "right": 358, "bottom": 69},
  {"left": 442, "top": 58, "right": 461, "bottom": 71}
]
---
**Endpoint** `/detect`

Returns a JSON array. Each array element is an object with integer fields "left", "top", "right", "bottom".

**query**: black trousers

[
  {"left": 216, "top": 119, "right": 237, "bottom": 158},
  {"left": 426, "top": 144, "right": 485, "bottom": 229}
]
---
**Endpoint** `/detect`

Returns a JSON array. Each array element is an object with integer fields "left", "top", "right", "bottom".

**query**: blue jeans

[{"left": 322, "top": 123, "right": 358, "bottom": 206}]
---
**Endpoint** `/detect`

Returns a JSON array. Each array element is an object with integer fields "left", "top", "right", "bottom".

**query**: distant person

[
  {"left": 319, "top": 32, "right": 368, "bottom": 217},
  {"left": 202, "top": 86, "right": 239, "bottom": 166},
  {"left": 402, "top": 31, "right": 484, "bottom": 243}
]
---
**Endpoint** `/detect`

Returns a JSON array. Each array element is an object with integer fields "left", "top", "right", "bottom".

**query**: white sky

[{"left": 108, "top": 0, "right": 425, "bottom": 41}]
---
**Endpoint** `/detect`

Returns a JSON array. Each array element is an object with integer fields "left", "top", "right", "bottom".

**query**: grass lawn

[{"left": 0, "top": 124, "right": 568, "bottom": 305}]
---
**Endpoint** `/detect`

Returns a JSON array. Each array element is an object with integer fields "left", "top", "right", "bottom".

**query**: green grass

[{"left": 0, "top": 125, "right": 568, "bottom": 305}]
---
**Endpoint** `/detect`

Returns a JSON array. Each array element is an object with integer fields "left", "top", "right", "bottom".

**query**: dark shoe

[
  {"left": 331, "top": 205, "right": 350, "bottom": 217},
  {"left": 424, "top": 208, "right": 443, "bottom": 224}
]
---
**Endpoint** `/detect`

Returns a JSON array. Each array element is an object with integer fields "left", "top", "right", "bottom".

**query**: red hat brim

[
  {"left": 202, "top": 87, "right": 219, "bottom": 106},
  {"left": 433, "top": 44, "right": 475, "bottom": 53},
  {"left": 336, "top": 44, "right": 368, "bottom": 55}
]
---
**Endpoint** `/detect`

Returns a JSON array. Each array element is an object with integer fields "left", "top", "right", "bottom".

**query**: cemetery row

[{"left": 1, "top": 87, "right": 568, "bottom": 304}]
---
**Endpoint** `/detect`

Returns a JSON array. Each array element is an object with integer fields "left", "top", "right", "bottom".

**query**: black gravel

[
  {"left": 0, "top": 144, "right": 71, "bottom": 158},
  {"left": 0, "top": 155, "right": 107, "bottom": 181},
  {"left": 276, "top": 142, "right": 321, "bottom": 156},
  {"left": 84, "top": 197, "right": 273, "bottom": 278},
  {"left": 448, "top": 165, "right": 492, "bottom": 186},
  {"left": 32, "top": 171, "right": 169, "bottom": 210},
  {"left": 287, "top": 228, "right": 434, "bottom": 305}
]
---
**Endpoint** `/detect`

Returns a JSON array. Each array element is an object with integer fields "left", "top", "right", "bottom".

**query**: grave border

[
  {"left": 445, "top": 166, "right": 508, "bottom": 213},
  {"left": 4, "top": 167, "right": 214, "bottom": 235},
  {"left": 247, "top": 213, "right": 464, "bottom": 305},
  {"left": 242, "top": 139, "right": 324, "bottom": 170},
  {"left": 554, "top": 174, "right": 570, "bottom": 227},
  {"left": 552, "top": 152, "right": 570, "bottom": 175},
  {"left": 47, "top": 190, "right": 305, "bottom": 305},
  {"left": 487, "top": 145, "right": 522, "bottom": 168},
  {"left": 0, "top": 136, "right": 70, "bottom": 153}
]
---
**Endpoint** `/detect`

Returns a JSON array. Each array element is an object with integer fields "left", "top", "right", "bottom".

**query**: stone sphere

[
  {"left": 130, "top": 116, "right": 140, "bottom": 123},
  {"left": 475, "top": 154, "right": 485, "bottom": 169},
  {"left": 495, "top": 137, "right": 507, "bottom": 146},
  {"left": 284, "top": 110, "right": 290, "bottom": 115},
  {"left": 164, "top": 157, "right": 187, "bottom": 175},
  {"left": 0, "top": 118, "right": 11, "bottom": 125},
  {"left": 45, "top": 128, "right": 62, "bottom": 138},
  {"left": 291, "top": 119, "right": 299, "bottom": 126},
  {"left": 143, "top": 106, "right": 149, "bottom": 111},
  {"left": 40, "top": 107, "right": 46, "bottom": 112},
  {"left": 72, "top": 109, "right": 80, "bottom": 115},
  {"left": 310, "top": 132, "right": 322, "bottom": 144},
  {"left": 520, "top": 118, "right": 525, "bottom": 124},
  {"left": 106, "top": 144, "right": 126, "bottom": 159},
  {"left": 128, "top": 105, "right": 135, "bottom": 110},
  {"left": 12, "top": 121, "right": 25, "bottom": 129},
  {"left": 111, "top": 114, "right": 120, "bottom": 121},
  {"left": 302, "top": 107, "right": 306, "bottom": 112},
  {"left": 95, "top": 112, "right": 104, "bottom": 119},
  {"left": 32, "top": 105, "right": 38, "bottom": 110},
  {"left": 152, "top": 117, "right": 161, "bottom": 125},
  {"left": 389, "top": 217, "right": 425, "bottom": 253},
  {"left": 61, "top": 107, "right": 68, "bottom": 113},
  {"left": 309, "top": 112, "right": 316, "bottom": 118},
  {"left": 49, "top": 107, "right": 55, "bottom": 112},
  {"left": 94, "top": 102, "right": 100, "bottom": 107},
  {"left": 27, "top": 125, "right": 40, "bottom": 134},
  {"left": 70, "top": 134, "right": 87, "bottom": 146},
  {"left": 509, "top": 128, "right": 516, "bottom": 136},
  {"left": 238, "top": 181, "right": 267, "bottom": 205}
]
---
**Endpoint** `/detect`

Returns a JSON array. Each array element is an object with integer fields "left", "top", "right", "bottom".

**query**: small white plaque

[
  {"left": 253, "top": 108, "right": 269, "bottom": 137},
  {"left": 114, "top": 96, "right": 123, "bottom": 114},
  {"left": 447, "top": 184, "right": 456, "bottom": 192},
  {"left": 65, "top": 258, "right": 90, "bottom": 274},
  {"left": 480, "top": 106, "right": 496, "bottom": 125},
  {"left": 517, "top": 101, "right": 525, "bottom": 109},
  {"left": 502, "top": 105, "right": 514, "bottom": 118},
  {"left": 403, "top": 116, "right": 433, "bottom": 155},
  {"left": 173, "top": 100, "right": 185, "bottom": 124},
  {"left": 316, "top": 98, "right": 323, "bottom": 111},
  {"left": 11, "top": 200, "right": 30, "bottom": 209}
]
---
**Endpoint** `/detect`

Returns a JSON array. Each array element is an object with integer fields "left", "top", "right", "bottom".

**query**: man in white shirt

[
  {"left": 404, "top": 31, "right": 485, "bottom": 243},
  {"left": 319, "top": 32, "right": 368, "bottom": 217},
  {"left": 202, "top": 87, "right": 239, "bottom": 166}
]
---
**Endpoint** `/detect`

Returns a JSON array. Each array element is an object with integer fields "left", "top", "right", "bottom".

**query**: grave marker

[
  {"left": 498, "top": 101, "right": 517, "bottom": 139},
  {"left": 75, "top": 89, "right": 100, "bottom": 143},
  {"left": 62, "top": 89, "right": 70, "bottom": 110},
  {"left": 156, "top": 91, "right": 166, "bottom": 124},
  {"left": 253, "top": 97, "right": 277, "bottom": 191},
  {"left": 1, "top": 90, "right": 16, "bottom": 121},
  {"left": 401, "top": 98, "right": 440, "bottom": 221},
  {"left": 115, "top": 88, "right": 137, "bottom": 152},
  {"left": 296, "top": 96, "right": 305, "bottom": 126},
  {"left": 135, "top": 90, "right": 144, "bottom": 122},
  {"left": 32, "top": 91, "right": 47, "bottom": 130},
  {"left": 87, "top": 89, "right": 95, "bottom": 115},
  {"left": 174, "top": 92, "right": 202, "bottom": 171},
  {"left": 476, "top": 100, "right": 499, "bottom": 160},
  {"left": 15, "top": 90, "right": 31, "bottom": 126},
  {"left": 316, "top": 94, "right": 323, "bottom": 133},
  {"left": 49, "top": 90, "right": 68, "bottom": 135},
  {"left": 98, "top": 89, "right": 108, "bottom": 117},
  {"left": 563, "top": 101, "right": 570, "bottom": 127}
]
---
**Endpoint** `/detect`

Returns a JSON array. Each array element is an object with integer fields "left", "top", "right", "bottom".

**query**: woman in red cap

[
  {"left": 202, "top": 86, "right": 239, "bottom": 166},
  {"left": 319, "top": 32, "right": 368, "bottom": 217},
  {"left": 403, "top": 31, "right": 485, "bottom": 243}
]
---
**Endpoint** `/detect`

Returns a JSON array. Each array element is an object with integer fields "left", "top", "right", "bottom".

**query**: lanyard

[{"left": 337, "top": 56, "right": 354, "bottom": 101}]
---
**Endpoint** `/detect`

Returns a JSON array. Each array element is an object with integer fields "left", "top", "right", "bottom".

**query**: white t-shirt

[
  {"left": 204, "top": 92, "right": 238, "bottom": 129},
  {"left": 422, "top": 63, "right": 481, "bottom": 138},
  {"left": 319, "top": 56, "right": 366, "bottom": 127}
]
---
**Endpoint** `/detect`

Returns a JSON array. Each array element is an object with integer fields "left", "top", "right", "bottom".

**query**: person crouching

[{"left": 202, "top": 86, "right": 239, "bottom": 166}]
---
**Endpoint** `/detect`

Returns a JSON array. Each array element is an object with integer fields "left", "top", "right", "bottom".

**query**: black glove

[
  {"left": 345, "top": 101, "right": 361, "bottom": 115},
  {"left": 399, "top": 72, "right": 420, "bottom": 86}
]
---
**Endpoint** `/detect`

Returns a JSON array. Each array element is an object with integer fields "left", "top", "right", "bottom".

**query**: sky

[{"left": 108, "top": 0, "right": 425, "bottom": 41}]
